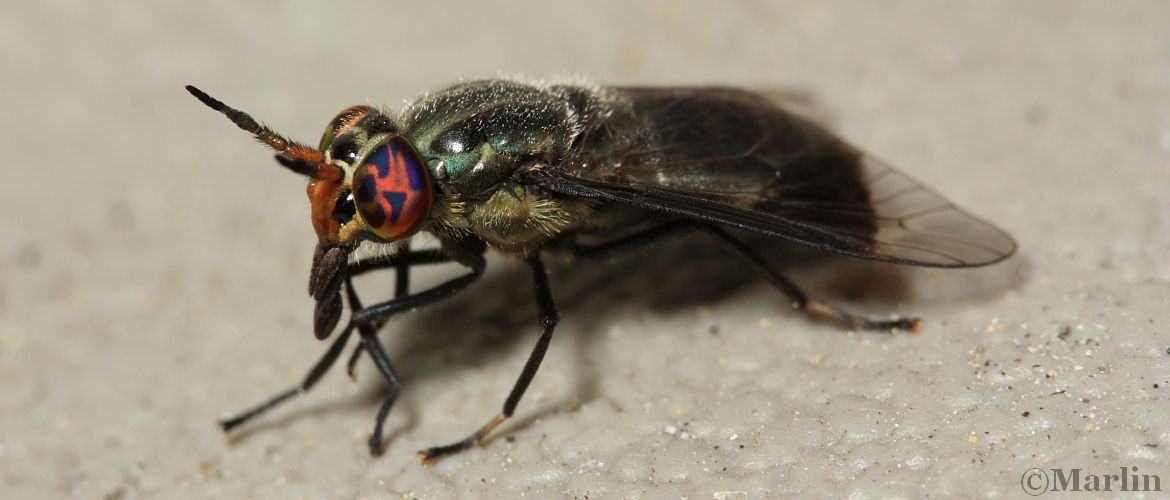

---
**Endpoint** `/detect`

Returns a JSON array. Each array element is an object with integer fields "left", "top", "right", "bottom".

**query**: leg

[
  {"left": 344, "top": 263, "right": 485, "bottom": 455},
  {"left": 705, "top": 225, "right": 920, "bottom": 331},
  {"left": 311, "top": 246, "right": 451, "bottom": 340},
  {"left": 219, "top": 257, "right": 481, "bottom": 434},
  {"left": 346, "top": 246, "right": 421, "bottom": 379},
  {"left": 348, "top": 264, "right": 483, "bottom": 327},
  {"left": 219, "top": 320, "right": 357, "bottom": 431},
  {"left": 571, "top": 221, "right": 916, "bottom": 330},
  {"left": 343, "top": 276, "right": 404, "bottom": 455},
  {"left": 347, "top": 248, "right": 449, "bottom": 277},
  {"left": 418, "top": 253, "right": 559, "bottom": 463}
]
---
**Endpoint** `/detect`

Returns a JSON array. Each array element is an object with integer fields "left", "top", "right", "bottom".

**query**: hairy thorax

[{"left": 427, "top": 185, "right": 606, "bottom": 255}]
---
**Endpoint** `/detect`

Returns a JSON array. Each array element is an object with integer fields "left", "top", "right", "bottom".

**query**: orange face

[{"left": 305, "top": 105, "right": 373, "bottom": 246}]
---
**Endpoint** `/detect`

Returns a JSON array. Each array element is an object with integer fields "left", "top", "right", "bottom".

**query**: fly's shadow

[{"left": 226, "top": 231, "right": 1020, "bottom": 446}]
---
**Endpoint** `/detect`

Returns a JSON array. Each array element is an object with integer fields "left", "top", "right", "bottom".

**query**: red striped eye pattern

[{"left": 353, "top": 136, "right": 433, "bottom": 241}]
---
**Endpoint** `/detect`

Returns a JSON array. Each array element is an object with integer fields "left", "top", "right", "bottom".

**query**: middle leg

[{"left": 418, "top": 252, "right": 560, "bottom": 463}]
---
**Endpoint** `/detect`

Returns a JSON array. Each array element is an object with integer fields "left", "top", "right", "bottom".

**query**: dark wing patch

[{"left": 543, "top": 88, "right": 1015, "bottom": 268}]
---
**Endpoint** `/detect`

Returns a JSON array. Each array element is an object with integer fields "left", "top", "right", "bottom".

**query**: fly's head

[
  {"left": 313, "top": 106, "right": 433, "bottom": 247},
  {"left": 185, "top": 86, "right": 434, "bottom": 248},
  {"left": 186, "top": 86, "right": 433, "bottom": 339}
]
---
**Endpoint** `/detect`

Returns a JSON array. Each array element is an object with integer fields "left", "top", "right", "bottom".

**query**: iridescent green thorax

[{"left": 399, "top": 79, "right": 613, "bottom": 199}]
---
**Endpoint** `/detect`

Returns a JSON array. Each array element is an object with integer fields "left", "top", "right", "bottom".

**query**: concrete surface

[{"left": 3, "top": 1, "right": 1169, "bottom": 498}]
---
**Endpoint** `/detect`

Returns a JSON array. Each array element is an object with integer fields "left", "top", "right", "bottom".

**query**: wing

[{"left": 538, "top": 87, "right": 1015, "bottom": 268}]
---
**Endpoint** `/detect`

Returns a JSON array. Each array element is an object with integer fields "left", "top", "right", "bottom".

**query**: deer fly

[{"left": 185, "top": 79, "right": 1015, "bottom": 463}]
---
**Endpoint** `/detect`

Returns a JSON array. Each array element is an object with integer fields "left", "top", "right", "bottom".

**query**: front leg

[
  {"left": 345, "top": 243, "right": 445, "bottom": 378},
  {"left": 344, "top": 262, "right": 486, "bottom": 455},
  {"left": 218, "top": 248, "right": 474, "bottom": 439},
  {"left": 311, "top": 245, "right": 451, "bottom": 340}
]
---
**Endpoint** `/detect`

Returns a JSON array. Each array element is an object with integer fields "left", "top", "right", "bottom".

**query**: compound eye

[
  {"left": 329, "top": 135, "right": 360, "bottom": 165},
  {"left": 352, "top": 135, "right": 433, "bottom": 241},
  {"left": 319, "top": 105, "right": 374, "bottom": 152}
]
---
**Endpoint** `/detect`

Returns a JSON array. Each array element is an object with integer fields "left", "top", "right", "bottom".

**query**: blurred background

[{"left": 2, "top": 1, "right": 1168, "bottom": 497}]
